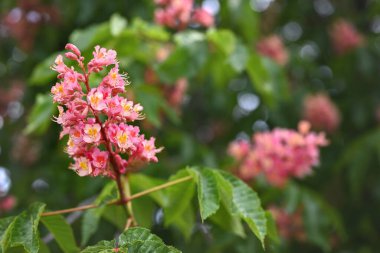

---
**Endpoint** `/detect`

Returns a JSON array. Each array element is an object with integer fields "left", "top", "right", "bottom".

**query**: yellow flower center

[
  {"left": 90, "top": 95, "right": 100, "bottom": 106},
  {"left": 117, "top": 132, "right": 128, "bottom": 145},
  {"left": 68, "top": 138, "right": 75, "bottom": 148},
  {"left": 145, "top": 144, "right": 152, "bottom": 152},
  {"left": 79, "top": 161, "right": 88, "bottom": 171},
  {"left": 87, "top": 128, "right": 98, "bottom": 138},
  {"left": 57, "top": 85, "right": 64, "bottom": 94},
  {"left": 111, "top": 72, "right": 117, "bottom": 80}
]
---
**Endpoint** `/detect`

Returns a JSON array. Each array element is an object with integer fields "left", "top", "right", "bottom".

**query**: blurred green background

[{"left": 1, "top": 0, "right": 380, "bottom": 252}]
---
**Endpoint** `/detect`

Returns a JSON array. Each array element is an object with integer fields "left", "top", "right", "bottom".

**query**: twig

[{"left": 41, "top": 175, "right": 193, "bottom": 217}]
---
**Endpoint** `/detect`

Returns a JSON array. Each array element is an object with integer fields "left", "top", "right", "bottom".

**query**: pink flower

[
  {"left": 330, "top": 19, "right": 364, "bottom": 55},
  {"left": 191, "top": 8, "right": 214, "bottom": 27},
  {"left": 227, "top": 139, "right": 250, "bottom": 161},
  {"left": 115, "top": 128, "right": 133, "bottom": 151},
  {"left": 167, "top": 78, "right": 188, "bottom": 108},
  {"left": 229, "top": 122, "right": 328, "bottom": 187},
  {"left": 303, "top": 93, "right": 341, "bottom": 133},
  {"left": 66, "top": 136, "right": 85, "bottom": 156},
  {"left": 91, "top": 148, "right": 109, "bottom": 170},
  {"left": 51, "top": 55, "right": 69, "bottom": 76},
  {"left": 72, "top": 156, "right": 93, "bottom": 177},
  {"left": 119, "top": 99, "right": 143, "bottom": 121},
  {"left": 88, "top": 45, "right": 117, "bottom": 72},
  {"left": 105, "top": 96, "right": 122, "bottom": 116},
  {"left": 256, "top": 35, "right": 289, "bottom": 66},
  {"left": 83, "top": 123, "right": 101, "bottom": 143},
  {"left": 101, "top": 67, "right": 128, "bottom": 93},
  {"left": 87, "top": 88, "right": 107, "bottom": 111},
  {"left": 136, "top": 137, "right": 163, "bottom": 163}
]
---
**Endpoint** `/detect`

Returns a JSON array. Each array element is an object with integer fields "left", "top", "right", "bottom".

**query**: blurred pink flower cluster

[
  {"left": 330, "top": 19, "right": 364, "bottom": 55},
  {"left": 154, "top": 0, "right": 214, "bottom": 30},
  {"left": 228, "top": 121, "right": 328, "bottom": 187},
  {"left": 303, "top": 93, "right": 340, "bottom": 133},
  {"left": 269, "top": 206, "right": 306, "bottom": 242},
  {"left": 0, "top": 196, "right": 17, "bottom": 213},
  {"left": 51, "top": 44, "right": 162, "bottom": 178},
  {"left": 256, "top": 35, "right": 289, "bottom": 66}
]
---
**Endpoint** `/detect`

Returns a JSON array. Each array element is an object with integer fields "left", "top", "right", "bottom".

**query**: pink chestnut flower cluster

[
  {"left": 51, "top": 43, "right": 162, "bottom": 178},
  {"left": 330, "top": 19, "right": 364, "bottom": 55},
  {"left": 303, "top": 93, "right": 341, "bottom": 133},
  {"left": 228, "top": 121, "right": 328, "bottom": 187},
  {"left": 256, "top": 35, "right": 289, "bottom": 66},
  {"left": 154, "top": 0, "right": 214, "bottom": 30},
  {"left": 269, "top": 206, "right": 306, "bottom": 242}
]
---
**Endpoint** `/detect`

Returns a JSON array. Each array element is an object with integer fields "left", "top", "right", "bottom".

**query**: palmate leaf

[
  {"left": 41, "top": 215, "right": 79, "bottom": 253},
  {"left": 81, "top": 227, "right": 180, "bottom": 253},
  {"left": 162, "top": 168, "right": 267, "bottom": 246},
  {"left": 0, "top": 202, "right": 46, "bottom": 253}
]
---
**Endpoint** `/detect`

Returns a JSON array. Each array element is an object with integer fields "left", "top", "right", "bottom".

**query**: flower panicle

[
  {"left": 228, "top": 121, "right": 328, "bottom": 187},
  {"left": 154, "top": 0, "right": 214, "bottom": 30},
  {"left": 51, "top": 43, "right": 163, "bottom": 178}
]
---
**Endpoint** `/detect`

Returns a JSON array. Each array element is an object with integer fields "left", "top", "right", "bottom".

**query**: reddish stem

[{"left": 81, "top": 66, "right": 128, "bottom": 207}]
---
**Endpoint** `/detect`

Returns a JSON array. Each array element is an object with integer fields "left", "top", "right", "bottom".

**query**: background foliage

[{"left": 1, "top": 0, "right": 380, "bottom": 252}]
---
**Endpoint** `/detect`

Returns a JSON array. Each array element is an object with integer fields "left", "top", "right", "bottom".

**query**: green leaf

[
  {"left": 29, "top": 53, "right": 59, "bottom": 86},
  {"left": 119, "top": 227, "right": 180, "bottom": 253},
  {"left": 209, "top": 203, "right": 245, "bottom": 238},
  {"left": 69, "top": 23, "right": 111, "bottom": 50},
  {"left": 220, "top": 172, "right": 267, "bottom": 247},
  {"left": 1, "top": 202, "right": 46, "bottom": 253},
  {"left": 265, "top": 211, "right": 279, "bottom": 243},
  {"left": 220, "top": 0, "right": 259, "bottom": 43},
  {"left": 82, "top": 227, "right": 181, "bottom": 253},
  {"left": 38, "top": 239, "right": 50, "bottom": 253},
  {"left": 110, "top": 13, "right": 127, "bottom": 37},
  {"left": 213, "top": 171, "right": 238, "bottom": 215},
  {"left": 163, "top": 170, "right": 195, "bottom": 226},
  {"left": 170, "top": 205, "right": 195, "bottom": 240},
  {"left": 132, "top": 197, "right": 156, "bottom": 228},
  {"left": 24, "top": 93, "right": 55, "bottom": 135},
  {"left": 229, "top": 43, "right": 249, "bottom": 73},
  {"left": 207, "top": 29, "right": 236, "bottom": 55},
  {"left": 188, "top": 168, "right": 220, "bottom": 221},
  {"left": 156, "top": 31, "right": 208, "bottom": 83},
  {"left": 131, "top": 18, "right": 170, "bottom": 42},
  {"left": 127, "top": 240, "right": 179, "bottom": 253},
  {"left": 246, "top": 53, "right": 289, "bottom": 108},
  {"left": 129, "top": 173, "right": 166, "bottom": 206},
  {"left": 80, "top": 240, "right": 116, "bottom": 253},
  {"left": 41, "top": 215, "right": 79, "bottom": 253},
  {"left": 101, "top": 205, "right": 127, "bottom": 231},
  {"left": 0, "top": 217, "right": 15, "bottom": 242},
  {"left": 301, "top": 188, "right": 346, "bottom": 251},
  {"left": 81, "top": 182, "right": 118, "bottom": 246},
  {"left": 119, "top": 227, "right": 162, "bottom": 245},
  {"left": 134, "top": 85, "right": 179, "bottom": 127}
]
